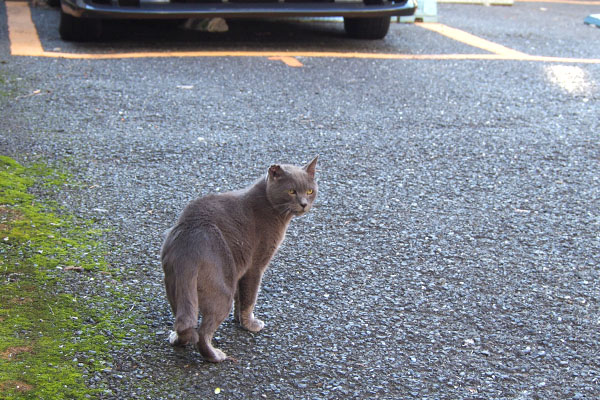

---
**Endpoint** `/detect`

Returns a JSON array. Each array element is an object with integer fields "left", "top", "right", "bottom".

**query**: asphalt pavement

[{"left": 1, "top": 0, "right": 599, "bottom": 398}]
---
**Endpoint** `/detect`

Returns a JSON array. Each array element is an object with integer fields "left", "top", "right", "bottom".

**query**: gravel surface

[{"left": 1, "top": 2, "right": 599, "bottom": 398}]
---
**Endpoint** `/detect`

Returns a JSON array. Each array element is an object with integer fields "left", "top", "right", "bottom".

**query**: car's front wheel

[
  {"left": 59, "top": 9, "right": 102, "bottom": 41},
  {"left": 344, "top": 0, "right": 391, "bottom": 39},
  {"left": 344, "top": 15, "right": 391, "bottom": 39}
]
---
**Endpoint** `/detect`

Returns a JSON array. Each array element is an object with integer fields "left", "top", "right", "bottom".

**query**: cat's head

[{"left": 266, "top": 156, "right": 318, "bottom": 217}]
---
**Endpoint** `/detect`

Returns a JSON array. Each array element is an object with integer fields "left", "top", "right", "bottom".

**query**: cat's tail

[{"left": 161, "top": 226, "right": 200, "bottom": 347}]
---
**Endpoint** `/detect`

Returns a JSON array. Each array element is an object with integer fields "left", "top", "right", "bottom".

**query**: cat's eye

[
  {"left": 288, "top": 189, "right": 296, "bottom": 195},
  {"left": 306, "top": 189, "right": 314, "bottom": 195}
]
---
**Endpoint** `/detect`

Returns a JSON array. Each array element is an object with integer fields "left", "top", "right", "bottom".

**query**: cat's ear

[
  {"left": 304, "top": 156, "right": 318, "bottom": 179},
  {"left": 268, "top": 164, "right": 284, "bottom": 181}
]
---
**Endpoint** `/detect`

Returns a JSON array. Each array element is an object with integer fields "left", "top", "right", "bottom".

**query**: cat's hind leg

[
  {"left": 169, "top": 327, "right": 199, "bottom": 347},
  {"left": 192, "top": 228, "right": 238, "bottom": 362},
  {"left": 197, "top": 288, "right": 233, "bottom": 363},
  {"left": 163, "top": 257, "right": 200, "bottom": 348}
]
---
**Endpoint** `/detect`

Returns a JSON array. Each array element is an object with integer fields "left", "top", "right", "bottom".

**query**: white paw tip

[{"left": 168, "top": 330, "right": 178, "bottom": 345}]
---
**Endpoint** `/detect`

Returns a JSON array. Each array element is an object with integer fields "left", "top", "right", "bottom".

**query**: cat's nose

[{"left": 299, "top": 199, "right": 308, "bottom": 209}]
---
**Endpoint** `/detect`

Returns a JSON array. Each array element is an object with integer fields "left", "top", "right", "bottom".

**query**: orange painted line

[
  {"left": 417, "top": 22, "right": 528, "bottom": 57},
  {"left": 33, "top": 51, "right": 600, "bottom": 63},
  {"left": 268, "top": 56, "right": 304, "bottom": 67},
  {"left": 6, "top": 2, "right": 600, "bottom": 64},
  {"left": 6, "top": 1, "right": 45, "bottom": 56}
]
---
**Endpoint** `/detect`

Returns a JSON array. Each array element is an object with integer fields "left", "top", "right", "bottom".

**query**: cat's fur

[{"left": 161, "top": 157, "right": 318, "bottom": 362}]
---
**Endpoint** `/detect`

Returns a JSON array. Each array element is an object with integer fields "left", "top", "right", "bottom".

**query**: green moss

[
  {"left": 0, "top": 156, "right": 136, "bottom": 399},
  {"left": 0, "top": 69, "right": 18, "bottom": 99}
]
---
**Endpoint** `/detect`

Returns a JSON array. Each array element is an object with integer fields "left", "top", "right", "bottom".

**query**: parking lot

[{"left": 1, "top": 0, "right": 599, "bottom": 398}]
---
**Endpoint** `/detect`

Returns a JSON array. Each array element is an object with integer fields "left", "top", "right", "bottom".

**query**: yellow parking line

[
  {"left": 6, "top": 1, "right": 45, "bottom": 56},
  {"left": 416, "top": 22, "right": 529, "bottom": 57},
  {"left": 5, "top": 1, "right": 600, "bottom": 64},
  {"left": 268, "top": 56, "right": 304, "bottom": 67},
  {"left": 30, "top": 51, "right": 600, "bottom": 64}
]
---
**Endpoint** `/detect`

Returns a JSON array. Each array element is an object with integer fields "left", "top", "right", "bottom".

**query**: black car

[{"left": 58, "top": 0, "right": 417, "bottom": 41}]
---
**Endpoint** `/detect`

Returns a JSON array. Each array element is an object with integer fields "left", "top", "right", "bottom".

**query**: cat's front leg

[
  {"left": 233, "top": 290, "right": 260, "bottom": 330},
  {"left": 236, "top": 272, "right": 265, "bottom": 332},
  {"left": 241, "top": 311, "right": 264, "bottom": 333},
  {"left": 233, "top": 290, "right": 263, "bottom": 332},
  {"left": 233, "top": 290, "right": 241, "bottom": 323}
]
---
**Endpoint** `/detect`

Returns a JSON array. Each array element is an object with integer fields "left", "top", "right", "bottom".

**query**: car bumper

[{"left": 61, "top": 0, "right": 417, "bottom": 19}]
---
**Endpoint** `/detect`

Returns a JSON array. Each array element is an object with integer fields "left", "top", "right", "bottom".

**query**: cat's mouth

[
  {"left": 291, "top": 206, "right": 310, "bottom": 216},
  {"left": 276, "top": 203, "right": 310, "bottom": 217}
]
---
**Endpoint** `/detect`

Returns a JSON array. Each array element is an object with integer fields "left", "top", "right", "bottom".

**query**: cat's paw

[
  {"left": 168, "top": 330, "right": 179, "bottom": 346},
  {"left": 206, "top": 348, "right": 228, "bottom": 363},
  {"left": 242, "top": 318, "right": 265, "bottom": 333},
  {"left": 168, "top": 330, "right": 191, "bottom": 347}
]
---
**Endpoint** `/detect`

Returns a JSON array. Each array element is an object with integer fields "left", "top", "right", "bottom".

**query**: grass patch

[
  {"left": 0, "top": 155, "right": 132, "bottom": 399},
  {"left": 0, "top": 66, "right": 18, "bottom": 99}
]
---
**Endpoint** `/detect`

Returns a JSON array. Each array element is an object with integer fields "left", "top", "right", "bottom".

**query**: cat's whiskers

[{"left": 273, "top": 202, "right": 293, "bottom": 217}]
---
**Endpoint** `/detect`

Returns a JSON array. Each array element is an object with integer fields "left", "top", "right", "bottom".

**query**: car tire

[
  {"left": 59, "top": 10, "right": 102, "bottom": 41},
  {"left": 344, "top": 16, "right": 391, "bottom": 39},
  {"left": 344, "top": 0, "right": 391, "bottom": 40}
]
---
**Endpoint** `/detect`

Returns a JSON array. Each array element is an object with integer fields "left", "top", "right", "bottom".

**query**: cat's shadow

[{"left": 164, "top": 317, "right": 261, "bottom": 364}]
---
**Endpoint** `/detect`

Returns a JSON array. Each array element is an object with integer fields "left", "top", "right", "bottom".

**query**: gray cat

[{"left": 161, "top": 157, "right": 318, "bottom": 362}]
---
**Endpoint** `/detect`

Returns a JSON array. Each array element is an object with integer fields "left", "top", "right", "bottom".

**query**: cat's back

[
  {"left": 178, "top": 190, "right": 249, "bottom": 229},
  {"left": 163, "top": 189, "right": 256, "bottom": 266}
]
